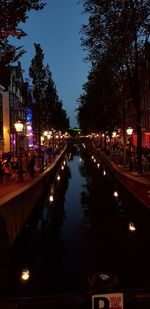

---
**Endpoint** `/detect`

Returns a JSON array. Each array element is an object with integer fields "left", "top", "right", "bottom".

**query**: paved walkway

[
  {"left": 0, "top": 153, "right": 60, "bottom": 202},
  {"left": 0, "top": 172, "right": 34, "bottom": 199}
]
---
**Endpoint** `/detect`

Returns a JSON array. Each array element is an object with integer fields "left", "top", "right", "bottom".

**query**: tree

[
  {"left": 44, "top": 65, "right": 69, "bottom": 132},
  {"left": 80, "top": 0, "right": 150, "bottom": 173},
  {"left": 29, "top": 43, "right": 69, "bottom": 151},
  {"left": 29, "top": 43, "right": 46, "bottom": 151},
  {"left": 44, "top": 64, "right": 56, "bottom": 129},
  {"left": 77, "top": 58, "right": 121, "bottom": 135},
  {"left": 53, "top": 100, "right": 70, "bottom": 131},
  {"left": 0, "top": 0, "right": 46, "bottom": 65}
]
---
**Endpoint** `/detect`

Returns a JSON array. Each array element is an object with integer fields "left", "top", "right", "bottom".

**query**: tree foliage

[
  {"left": 77, "top": 60, "right": 121, "bottom": 134},
  {"left": 79, "top": 0, "right": 150, "bottom": 172},
  {"left": 0, "top": 0, "right": 46, "bottom": 65},
  {"left": 44, "top": 64, "right": 69, "bottom": 131},
  {"left": 29, "top": 43, "right": 69, "bottom": 149},
  {"left": 29, "top": 43, "right": 46, "bottom": 145}
]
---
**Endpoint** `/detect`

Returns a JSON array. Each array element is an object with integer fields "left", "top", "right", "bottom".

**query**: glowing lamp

[
  {"left": 129, "top": 222, "right": 136, "bottom": 232},
  {"left": 113, "top": 191, "right": 119, "bottom": 198},
  {"left": 112, "top": 131, "right": 117, "bottom": 138},
  {"left": 14, "top": 121, "right": 23, "bottom": 133},
  {"left": 43, "top": 131, "right": 48, "bottom": 136},
  {"left": 49, "top": 195, "right": 54, "bottom": 202},
  {"left": 126, "top": 127, "right": 133, "bottom": 136},
  {"left": 57, "top": 175, "right": 61, "bottom": 181},
  {"left": 21, "top": 268, "right": 30, "bottom": 281}
]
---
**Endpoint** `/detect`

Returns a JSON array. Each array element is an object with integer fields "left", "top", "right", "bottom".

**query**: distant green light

[{"left": 69, "top": 127, "right": 81, "bottom": 132}]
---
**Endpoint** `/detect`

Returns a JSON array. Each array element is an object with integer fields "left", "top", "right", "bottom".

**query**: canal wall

[
  {"left": 0, "top": 146, "right": 67, "bottom": 248},
  {"left": 89, "top": 141, "right": 150, "bottom": 210}
]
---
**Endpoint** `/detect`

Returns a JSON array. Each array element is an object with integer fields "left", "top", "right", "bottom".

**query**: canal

[{"left": 1, "top": 142, "right": 150, "bottom": 300}]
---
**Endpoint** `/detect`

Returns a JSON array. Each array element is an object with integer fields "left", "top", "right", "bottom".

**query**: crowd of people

[
  {"left": 95, "top": 139, "right": 150, "bottom": 171},
  {"left": 111, "top": 141, "right": 150, "bottom": 171},
  {"left": 0, "top": 150, "right": 47, "bottom": 184},
  {"left": 0, "top": 140, "right": 66, "bottom": 185}
]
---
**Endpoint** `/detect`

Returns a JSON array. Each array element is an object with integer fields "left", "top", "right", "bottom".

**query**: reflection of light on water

[
  {"left": 57, "top": 174, "right": 61, "bottom": 181},
  {"left": 129, "top": 222, "right": 136, "bottom": 232},
  {"left": 68, "top": 153, "right": 71, "bottom": 159},
  {"left": 99, "top": 273, "right": 110, "bottom": 281},
  {"left": 21, "top": 268, "right": 30, "bottom": 281},
  {"left": 113, "top": 191, "right": 119, "bottom": 198},
  {"left": 49, "top": 194, "right": 54, "bottom": 202}
]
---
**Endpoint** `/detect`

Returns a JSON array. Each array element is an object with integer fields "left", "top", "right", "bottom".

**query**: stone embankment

[
  {"left": 0, "top": 146, "right": 67, "bottom": 247},
  {"left": 90, "top": 142, "right": 150, "bottom": 210}
]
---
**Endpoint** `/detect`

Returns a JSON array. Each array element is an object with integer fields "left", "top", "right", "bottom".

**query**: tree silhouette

[
  {"left": 0, "top": 0, "right": 45, "bottom": 65},
  {"left": 80, "top": 0, "right": 150, "bottom": 173},
  {"left": 29, "top": 43, "right": 46, "bottom": 152}
]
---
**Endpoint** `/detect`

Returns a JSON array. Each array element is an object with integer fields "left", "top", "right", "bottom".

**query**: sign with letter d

[{"left": 92, "top": 292, "right": 123, "bottom": 309}]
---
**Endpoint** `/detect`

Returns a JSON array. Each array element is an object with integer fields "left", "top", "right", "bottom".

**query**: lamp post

[
  {"left": 51, "top": 128, "right": 55, "bottom": 157},
  {"left": 0, "top": 137, "right": 4, "bottom": 158},
  {"left": 14, "top": 120, "right": 24, "bottom": 182},
  {"left": 47, "top": 132, "right": 51, "bottom": 162},
  {"left": 112, "top": 131, "right": 117, "bottom": 151},
  {"left": 126, "top": 127, "right": 133, "bottom": 171},
  {"left": 126, "top": 127, "right": 133, "bottom": 137}
]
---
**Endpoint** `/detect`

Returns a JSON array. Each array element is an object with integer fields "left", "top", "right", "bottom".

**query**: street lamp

[
  {"left": 126, "top": 127, "right": 133, "bottom": 136},
  {"left": 47, "top": 132, "right": 51, "bottom": 162},
  {"left": 14, "top": 120, "right": 24, "bottom": 182},
  {"left": 0, "top": 137, "right": 4, "bottom": 158},
  {"left": 126, "top": 127, "right": 133, "bottom": 171},
  {"left": 51, "top": 128, "right": 55, "bottom": 156},
  {"left": 112, "top": 131, "right": 117, "bottom": 138}
]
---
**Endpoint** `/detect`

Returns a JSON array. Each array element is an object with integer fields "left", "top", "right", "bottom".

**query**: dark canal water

[{"left": 1, "top": 143, "right": 150, "bottom": 299}]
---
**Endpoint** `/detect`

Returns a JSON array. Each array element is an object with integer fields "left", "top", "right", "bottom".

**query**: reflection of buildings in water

[
  {"left": 0, "top": 214, "right": 10, "bottom": 271},
  {"left": 43, "top": 207, "right": 49, "bottom": 221},
  {"left": 36, "top": 158, "right": 72, "bottom": 235},
  {"left": 80, "top": 190, "right": 89, "bottom": 218}
]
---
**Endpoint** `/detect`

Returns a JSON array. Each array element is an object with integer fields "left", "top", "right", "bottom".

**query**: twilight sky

[{"left": 12, "top": 0, "right": 90, "bottom": 128}]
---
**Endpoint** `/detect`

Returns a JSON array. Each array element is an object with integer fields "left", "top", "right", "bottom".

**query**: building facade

[
  {"left": 140, "top": 43, "right": 150, "bottom": 148},
  {"left": 0, "top": 62, "right": 26, "bottom": 155}
]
